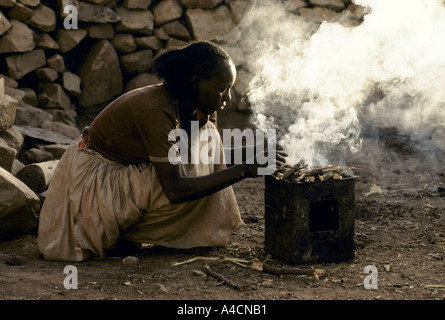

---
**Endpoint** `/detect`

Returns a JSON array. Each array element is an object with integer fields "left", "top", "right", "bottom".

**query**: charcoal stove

[{"left": 264, "top": 174, "right": 355, "bottom": 264}]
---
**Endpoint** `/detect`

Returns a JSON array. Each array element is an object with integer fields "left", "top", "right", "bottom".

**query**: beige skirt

[{"left": 37, "top": 124, "right": 243, "bottom": 261}]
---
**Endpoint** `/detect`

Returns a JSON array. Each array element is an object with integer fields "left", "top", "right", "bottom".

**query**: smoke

[{"left": 227, "top": 0, "right": 445, "bottom": 168}]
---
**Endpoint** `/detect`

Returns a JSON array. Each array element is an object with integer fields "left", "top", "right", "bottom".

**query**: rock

[
  {"left": 165, "top": 37, "right": 188, "bottom": 49},
  {"left": 86, "top": 23, "right": 115, "bottom": 39},
  {"left": 38, "top": 83, "right": 71, "bottom": 110},
  {"left": 0, "top": 11, "right": 11, "bottom": 36},
  {"left": 111, "top": 33, "right": 137, "bottom": 53},
  {"left": 14, "top": 104, "right": 53, "bottom": 127},
  {"left": 153, "top": 0, "right": 183, "bottom": 26},
  {"left": 14, "top": 125, "right": 73, "bottom": 145},
  {"left": 78, "top": 1, "right": 121, "bottom": 23},
  {"left": 298, "top": 7, "right": 339, "bottom": 23},
  {"left": 134, "top": 35, "right": 163, "bottom": 51},
  {"left": 11, "top": 159, "right": 25, "bottom": 176},
  {"left": 185, "top": 5, "right": 237, "bottom": 41},
  {"left": 125, "top": 73, "right": 161, "bottom": 92},
  {"left": 4, "top": 86, "right": 25, "bottom": 104},
  {"left": 160, "top": 20, "right": 192, "bottom": 40},
  {"left": 35, "top": 67, "right": 58, "bottom": 82},
  {"left": 40, "top": 121, "right": 80, "bottom": 140},
  {"left": 62, "top": 71, "right": 82, "bottom": 98},
  {"left": 122, "top": 255, "right": 139, "bottom": 266},
  {"left": 57, "top": 28, "right": 88, "bottom": 53},
  {"left": 25, "top": 4, "right": 57, "bottom": 32},
  {"left": 0, "top": 101, "right": 17, "bottom": 134},
  {"left": 43, "top": 144, "right": 69, "bottom": 159},
  {"left": 79, "top": 40, "right": 123, "bottom": 108},
  {"left": 35, "top": 33, "right": 59, "bottom": 50},
  {"left": 21, "top": 147, "right": 54, "bottom": 163},
  {"left": 228, "top": 0, "right": 253, "bottom": 24},
  {"left": 8, "top": 2, "right": 34, "bottom": 21},
  {"left": 45, "top": 109, "right": 77, "bottom": 126},
  {"left": 57, "top": 0, "right": 78, "bottom": 18},
  {"left": 0, "top": 74, "right": 18, "bottom": 88},
  {"left": 0, "top": 167, "right": 40, "bottom": 241},
  {"left": 114, "top": 5, "right": 155, "bottom": 35},
  {"left": 0, "top": 138, "right": 17, "bottom": 172},
  {"left": 46, "top": 54, "right": 65, "bottom": 73},
  {"left": 0, "top": 19, "right": 35, "bottom": 54},
  {"left": 0, "top": 126, "right": 24, "bottom": 152},
  {"left": 0, "top": 80, "right": 17, "bottom": 131},
  {"left": 120, "top": 49, "right": 154, "bottom": 75},
  {"left": 180, "top": 0, "right": 223, "bottom": 9},
  {"left": 15, "top": 160, "right": 59, "bottom": 194},
  {"left": 346, "top": 3, "right": 368, "bottom": 20},
  {"left": 18, "top": 0, "right": 40, "bottom": 7},
  {"left": 309, "top": 0, "right": 345, "bottom": 12},
  {"left": 124, "top": 0, "right": 151, "bottom": 9},
  {"left": 283, "top": 0, "right": 308, "bottom": 13},
  {"left": 154, "top": 27, "right": 169, "bottom": 41},
  {"left": 20, "top": 87, "right": 37, "bottom": 106},
  {"left": 79, "top": 0, "right": 112, "bottom": 4},
  {"left": 5, "top": 49, "right": 46, "bottom": 80},
  {"left": 0, "top": 0, "right": 16, "bottom": 8}
]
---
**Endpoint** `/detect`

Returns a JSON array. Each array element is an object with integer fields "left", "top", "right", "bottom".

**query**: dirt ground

[{"left": 0, "top": 110, "right": 444, "bottom": 309}]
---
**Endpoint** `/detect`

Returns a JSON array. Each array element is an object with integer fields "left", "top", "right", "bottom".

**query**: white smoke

[{"left": 227, "top": 0, "right": 445, "bottom": 167}]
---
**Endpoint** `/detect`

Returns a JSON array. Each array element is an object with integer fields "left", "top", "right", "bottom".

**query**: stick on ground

[
  {"left": 204, "top": 265, "right": 247, "bottom": 291},
  {"left": 262, "top": 263, "right": 324, "bottom": 280}
]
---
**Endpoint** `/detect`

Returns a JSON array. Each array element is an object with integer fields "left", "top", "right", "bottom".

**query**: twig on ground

[
  {"left": 252, "top": 260, "right": 324, "bottom": 280},
  {"left": 204, "top": 265, "right": 247, "bottom": 291},
  {"left": 171, "top": 256, "right": 249, "bottom": 267}
]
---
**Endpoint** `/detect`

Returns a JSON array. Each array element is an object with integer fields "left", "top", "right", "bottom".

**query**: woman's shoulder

[
  {"left": 127, "top": 83, "right": 177, "bottom": 121},
  {"left": 131, "top": 83, "right": 167, "bottom": 99},
  {"left": 130, "top": 83, "right": 175, "bottom": 110}
]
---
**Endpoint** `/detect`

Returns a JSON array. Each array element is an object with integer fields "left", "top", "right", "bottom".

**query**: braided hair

[{"left": 154, "top": 41, "right": 232, "bottom": 98}]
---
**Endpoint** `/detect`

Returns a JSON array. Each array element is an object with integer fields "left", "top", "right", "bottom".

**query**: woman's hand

[
  {"left": 276, "top": 144, "right": 288, "bottom": 166},
  {"left": 242, "top": 145, "right": 288, "bottom": 178}
]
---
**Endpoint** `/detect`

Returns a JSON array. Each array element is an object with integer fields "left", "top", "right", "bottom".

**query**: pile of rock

[{"left": 0, "top": 0, "right": 365, "bottom": 240}]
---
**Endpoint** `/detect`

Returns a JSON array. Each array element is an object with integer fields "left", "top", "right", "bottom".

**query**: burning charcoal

[
  {"left": 318, "top": 172, "right": 334, "bottom": 182},
  {"left": 275, "top": 160, "right": 306, "bottom": 180},
  {"left": 275, "top": 161, "right": 354, "bottom": 183},
  {"left": 333, "top": 173, "right": 343, "bottom": 180}
]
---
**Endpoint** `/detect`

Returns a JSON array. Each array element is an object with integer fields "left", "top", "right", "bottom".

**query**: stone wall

[{"left": 0, "top": 0, "right": 366, "bottom": 239}]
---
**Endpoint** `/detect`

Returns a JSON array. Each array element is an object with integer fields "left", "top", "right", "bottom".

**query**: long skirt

[{"left": 37, "top": 124, "right": 243, "bottom": 261}]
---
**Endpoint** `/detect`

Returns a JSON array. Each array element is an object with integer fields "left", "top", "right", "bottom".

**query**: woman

[{"left": 37, "top": 41, "right": 283, "bottom": 262}]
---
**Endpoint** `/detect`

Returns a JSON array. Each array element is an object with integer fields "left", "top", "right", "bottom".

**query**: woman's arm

[
  {"left": 153, "top": 161, "right": 259, "bottom": 204},
  {"left": 223, "top": 145, "right": 254, "bottom": 166},
  {"left": 153, "top": 144, "right": 287, "bottom": 204}
]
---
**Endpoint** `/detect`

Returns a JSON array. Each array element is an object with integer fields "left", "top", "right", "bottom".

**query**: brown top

[{"left": 86, "top": 83, "right": 216, "bottom": 165}]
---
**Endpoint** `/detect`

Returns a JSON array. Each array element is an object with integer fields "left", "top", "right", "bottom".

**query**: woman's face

[{"left": 194, "top": 60, "right": 237, "bottom": 115}]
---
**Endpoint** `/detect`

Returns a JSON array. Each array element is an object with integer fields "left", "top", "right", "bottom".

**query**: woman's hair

[{"left": 154, "top": 41, "right": 232, "bottom": 97}]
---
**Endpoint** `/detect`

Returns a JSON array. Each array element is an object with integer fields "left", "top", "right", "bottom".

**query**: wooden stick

[
  {"left": 424, "top": 284, "right": 445, "bottom": 289},
  {"left": 171, "top": 256, "right": 249, "bottom": 267},
  {"left": 204, "top": 265, "right": 246, "bottom": 291},
  {"left": 276, "top": 160, "right": 307, "bottom": 180},
  {"left": 262, "top": 263, "right": 324, "bottom": 280}
]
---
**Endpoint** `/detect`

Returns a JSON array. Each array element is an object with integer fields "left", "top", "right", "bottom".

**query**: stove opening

[{"left": 309, "top": 199, "right": 339, "bottom": 232}]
